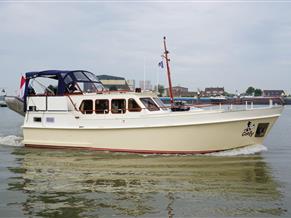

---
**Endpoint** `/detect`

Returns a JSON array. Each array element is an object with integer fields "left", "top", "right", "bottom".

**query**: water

[{"left": 0, "top": 107, "right": 290, "bottom": 217}]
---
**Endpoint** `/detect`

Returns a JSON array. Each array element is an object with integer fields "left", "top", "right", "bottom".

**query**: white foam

[
  {"left": 206, "top": 144, "right": 268, "bottom": 157},
  {"left": 0, "top": 135, "right": 23, "bottom": 147},
  {"left": 131, "top": 144, "right": 268, "bottom": 157}
]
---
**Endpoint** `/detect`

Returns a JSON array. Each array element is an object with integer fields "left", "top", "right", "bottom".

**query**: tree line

[{"left": 245, "top": 86, "right": 262, "bottom": 96}]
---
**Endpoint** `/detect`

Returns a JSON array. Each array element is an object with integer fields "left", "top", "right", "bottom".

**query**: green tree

[
  {"left": 254, "top": 89, "right": 262, "bottom": 96},
  {"left": 156, "top": 84, "right": 165, "bottom": 97},
  {"left": 246, "top": 86, "right": 255, "bottom": 96}
]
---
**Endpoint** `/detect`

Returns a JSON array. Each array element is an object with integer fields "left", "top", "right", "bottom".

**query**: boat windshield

[
  {"left": 140, "top": 98, "right": 160, "bottom": 111},
  {"left": 153, "top": 97, "right": 168, "bottom": 111},
  {"left": 63, "top": 71, "right": 104, "bottom": 94}
]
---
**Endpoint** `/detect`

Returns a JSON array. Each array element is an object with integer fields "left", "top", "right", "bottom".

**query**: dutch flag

[
  {"left": 158, "top": 60, "right": 164, "bottom": 69},
  {"left": 18, "top": 75, "right": 26, "bottom": 99}
]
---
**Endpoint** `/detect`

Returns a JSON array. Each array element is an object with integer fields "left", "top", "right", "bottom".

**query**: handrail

[
  {"left": 25, "top": 95, "right": 218, "bottom": 114},
  {"left": 96, "top": 89, "right": 130, "bottom": 94},
  {"left": 66, "top": 94, "right": 78, "bottom": 111}
]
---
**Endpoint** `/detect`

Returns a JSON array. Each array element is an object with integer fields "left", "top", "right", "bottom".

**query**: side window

[
  {"left": 153, "top": 97, "right": 167, "bottom": 111},
  {"left": 128, "top": 98, "right": 142, "bottom": 112},
  {"left": 95, "top": 99, "right": 109, "bottom": 114},
  {"left": 79, "top": 100, "right": 93, "bottom": 114},
  {"left": 111, "top": 99, "right": 126, "bottom": 114},
  {"left": 28, "top": 78, "right": 58, "bottom": 96},
  {"left": 140, "top": 98, "right": 160, "bottom": 111}
]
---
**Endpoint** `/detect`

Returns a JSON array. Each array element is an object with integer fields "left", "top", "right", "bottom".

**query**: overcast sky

[{"left": 0, "top": 1, "right": 291, "bottom": 94}]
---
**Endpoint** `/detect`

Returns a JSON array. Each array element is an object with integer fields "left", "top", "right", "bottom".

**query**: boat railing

[
  {"left": 26, "top": 95, "right": 165, "bottom": 114},
  {"left": 26, "top": 95, "right": 70, "bottom": 113},
  {"left": 25, "top": 94, "right": 279, "bottom": 114},
  {"left": 207, "top": 100, "right": 281, "bottom": 113}
]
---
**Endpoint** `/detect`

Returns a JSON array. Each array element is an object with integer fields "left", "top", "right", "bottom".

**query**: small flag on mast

[
  {"left": 158, "top": 60, "right": 164, "bottom": 68},
  {"left": 19, "top": 75, "right": 26, "bottom": 99}
]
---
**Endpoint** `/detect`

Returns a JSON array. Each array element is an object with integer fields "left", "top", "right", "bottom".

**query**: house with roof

[
  {"left": 263, "top": 90, "right": 285, "bottom": 97},
  {"left": 204, "top": 87, "right": 225, "bottom": 97},
  {"left": 165, "top": 86, "right": 188, "bottom": 97},
  {"left": 97, "top": 75, "right": 130, "bottom": 91}
]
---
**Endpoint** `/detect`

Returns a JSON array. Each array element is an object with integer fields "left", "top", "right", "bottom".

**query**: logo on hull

[{"left": 242, "top": 121, "right": 256, "bottom": 137}]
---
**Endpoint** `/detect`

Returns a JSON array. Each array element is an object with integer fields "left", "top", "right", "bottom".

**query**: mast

[{"left": 163, "top": 36, "right": 174, "bottom": 105}]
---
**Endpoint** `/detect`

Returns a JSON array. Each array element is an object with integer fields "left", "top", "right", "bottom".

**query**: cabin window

[
  {"left": 64, "top": 75, "right": 73, "bottom": 85},
  {"left": 85, "top": 72, "right": 99, "bottom": 82},
  {"left": 28, "top": 77, "right": 58, "bottom": 96},
  {"left": 95, "top": 99, "right": 109, "bottom": 114},
  {"left": 33, "top": 117, "right": 42, "bottom": 122},
  {"left": 140, "top": 98, "right": 160, "bottom": 111},
  {"left": 73, "top": 71, "right": 90, "bottom": 81},
  {"left": 255, "top": 123, "right": 269, "bottom": 137},
  {"left": 153, "top": 97, "right": 168, "bottom": 111},
  {"left": 79, "top": 100, "right": 93, "bottom": 114},
  {"left": 128, "top": 98, "right": 142, "bottom": 112},
  {"left": 28, "top": 106, "right": 37, "bottom": 111},
  {"left": 84, "top": 82, "right": 97, "bottom": 93},
  {"left": 111, "top": 99, "right": 126, "bottom": 114},
  {"left": 44, "top": 85, "right": 57, "bottom": 95}
]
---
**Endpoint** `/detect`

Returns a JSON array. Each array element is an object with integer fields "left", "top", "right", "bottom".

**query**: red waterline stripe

[{"left": 24, "top": 144, "right": 221, "bottom": 154}]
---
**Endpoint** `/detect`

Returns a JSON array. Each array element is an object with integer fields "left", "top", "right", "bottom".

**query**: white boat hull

[{"left": 22, "top": 107, "right": 282, "bottom": 154}]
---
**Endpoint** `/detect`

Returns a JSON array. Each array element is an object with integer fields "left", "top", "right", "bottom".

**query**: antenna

[{"left": 163, "top": 36, "right": 174, "bottom": 105}]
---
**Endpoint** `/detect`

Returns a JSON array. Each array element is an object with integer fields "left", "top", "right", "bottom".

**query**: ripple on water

[
  {"left": 0, "top": 135, "right": 23, "bottom": 147},
  {"left": 1, "top": 142, "right": 287, "bottom": 217},
  {"left": 206, "top": 144, "right": 268, "bottom": 157}
]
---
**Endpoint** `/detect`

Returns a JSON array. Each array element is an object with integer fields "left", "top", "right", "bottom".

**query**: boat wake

[
  {"left": 140, "top": 144, "right": 268, "bottom": 157},
  {"left": 0, "top": 135, "right": 23, "bottom": 147},
  {"left": 206, "top": 144, "right": 268, "bottom": 157}
]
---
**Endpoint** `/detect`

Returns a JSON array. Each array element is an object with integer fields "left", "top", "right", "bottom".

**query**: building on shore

[
  {"left": 183, "top": 91, "right": 198, "bottom": 97},
  {"left": 165, "top": 86, "right": 198, "bottom": 97},
  {"left": 263, "top": 90, "right": 285, "bottom": 97},
  {"left": 171, "top": 86, "right": 188, "bottom": 97},
  {"left": 203, "top": 87, "right": 225, "bottom": 97},
  {"left": 97, "top": 75, "right": 130, "bottom": 91}
]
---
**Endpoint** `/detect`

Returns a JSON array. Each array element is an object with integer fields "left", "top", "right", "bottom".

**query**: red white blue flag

[
  {"left": 19, "top": 75, "right": 26, "bottom": 99},
  {"left": 158, "top": 60, "right": 164, "bottom": 68}
]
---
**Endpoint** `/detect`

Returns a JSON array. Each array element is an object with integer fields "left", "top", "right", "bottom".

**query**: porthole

[{"left": 255, "top": 123, "right": 269, "bottom": 137}]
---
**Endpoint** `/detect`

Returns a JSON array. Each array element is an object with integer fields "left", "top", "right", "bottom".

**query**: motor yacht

[{"left": 5, "top": 70, "right": 283, "bottom": 154}]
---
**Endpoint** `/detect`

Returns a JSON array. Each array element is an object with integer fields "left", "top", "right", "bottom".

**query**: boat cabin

[{"left": 23, "top": 70, "right": 168, "bottom": 115}]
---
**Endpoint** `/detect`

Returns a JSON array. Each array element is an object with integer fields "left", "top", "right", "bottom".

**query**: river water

[{"left": 0, "top": 107, "right": 290, "bottom": 217}]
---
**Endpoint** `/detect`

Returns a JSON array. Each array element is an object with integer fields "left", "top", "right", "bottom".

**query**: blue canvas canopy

[
  {"left": 23, "top": 70, "right": 103, "bottom": 112},
  {"left": 25, "top": 70, "right": 69, "bottom": 79},
  {"left": 25, "top": 70, "right": 102, "bottom": 94}
]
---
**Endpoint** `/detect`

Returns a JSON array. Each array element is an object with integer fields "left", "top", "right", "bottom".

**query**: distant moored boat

[{"left": 0, "top": 89, "right": 7, "bottom": 107}]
